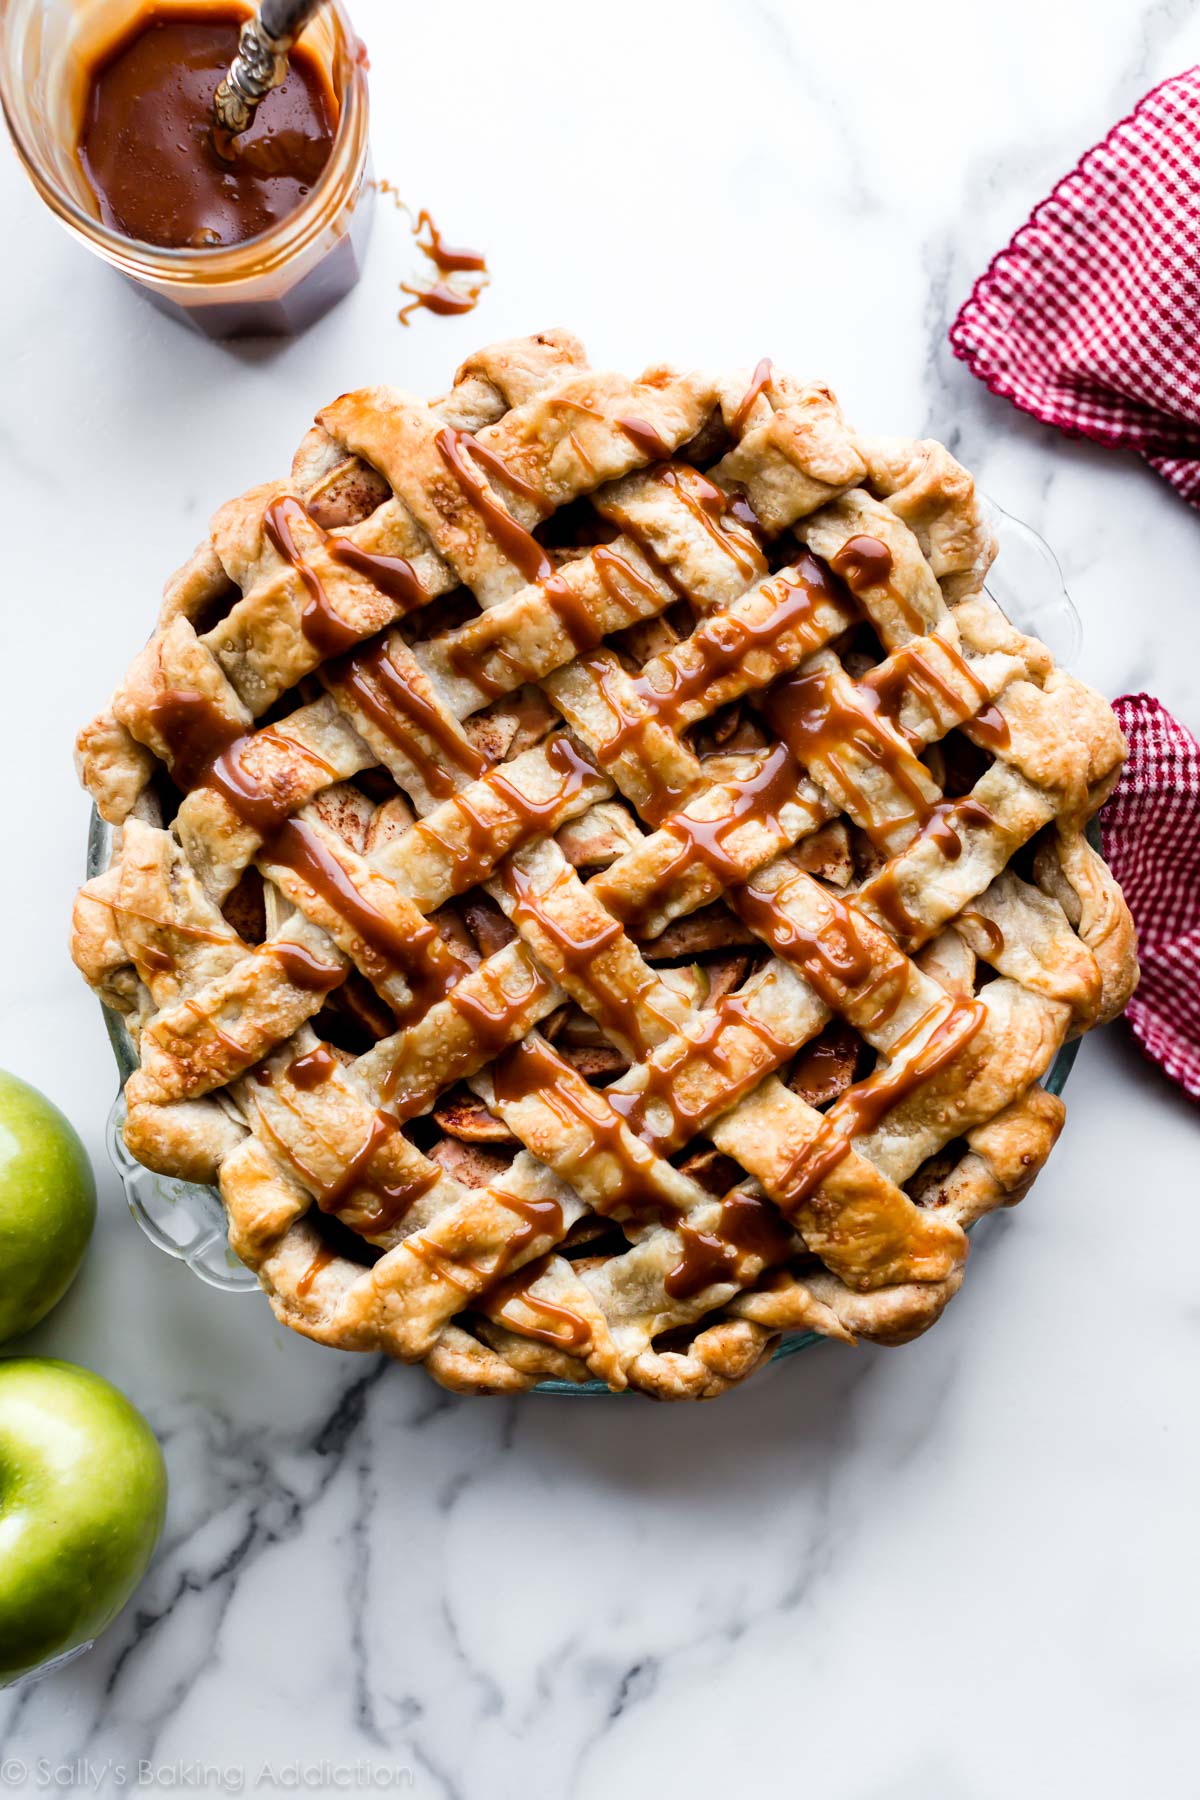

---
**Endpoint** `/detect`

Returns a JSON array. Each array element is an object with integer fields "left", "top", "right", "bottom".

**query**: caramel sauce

[
  {"left": 908, "top": 795, "right": 996, "bottom": 860},
  {"left": 264, "top": 496, "right": 360, "bottom": 658},
  {"left": 146, "top": 688, "right": 337, "bottom": 840},
  {"left": 664, "top": 1224, "right": 736, "bottom": 1300},
  {"left": 206, "top": 733, "right": 320, "bottom": 838},
  {"left": 959, "top": 910, "right": 1005, "bottom": 958},
  {"left": 493, "top": 1193, "right": 565, "bottom": 1261},
  {"left": 608, "top": 991, "right": 790, "bottom": 1154},
  {"left": 296, "top": 1243, "right": 335, "bottom": 1299},
  {"left": 436, "top": 427, "right": 614, "bottom": 657},
  {"left": 276, "top": 1106, "right": 438, "bottom": 1229},
  {"left": 593, "top": 547, "right": 667, "bottom": 620},
  {"left": 830, "top": 534, "right": 894, "bottom": 592},
  {"left": 862, "top": 631, "right": 990, "bottom": 746},
  {"left": 181, "top": 996, "right": 249, "bottom": 1058},
  {"left": 829, "top": 533, "right": 927, "bottom": 637},
  {"left": 864, "top": 795, "right": 996, "bottom": 942},
  {"left": 269, "top": 939, "right": 345, "bottom": 992},
  {"left": 408, "top": 732, "right": 594, "bottom": 895},
  {"left": 614, "top": 416, "right": 672, "bottom": 461},
  {"left": 145, "top": 688, "right": 241, "bottom": 792},
  {"left": 729, "top": 357, "right": 773, "bottom": 437},
  {"left": 491, "top": 1037, "right": 671, "bottom": 1224},
  {"left": 772, "top": 1001, "right": 986, "bottom": 1211},
  {"left": 327, "top": 637, "right": 487, "bottom": 801},
  {"left": 287, "top": 1044, "right": 340, "bottom": 1090},
  {"left": 719, "top": 1188, "right": 794, "bottom": 1263},
  {"left": 664, "top": 1189, "right": 791, "bottom": 1301},
  {"left": 659, "top": 467, "right": 764, "bottom": 581},
  {"left": 487, "top": 733, "right": 598, "bottom": 832},
  {"left": 970, "top": 703, "right": 1011, "bottom": 752},
  {"left": 327, "top": 539, "right": 428, "bottom": 610},
  {"left": 397, "top": 209, "right": 488, "bottom": 324},
  {"left": 645, "top": 557, "right": 852, "bottom": 732},
  {"left": 485, "top": 1254, "right": 591, "bottom": 1350},
  {"left": 398, "top": 281, "right": 481, "bottom": 322},
  {"left": 501, "top": 861, "right": 653, "bottom": 1056},
  {"left": 145, "top": 684, "right": 475, "bottom": 1010},
  {"left": 77, "top": 7, "right": 337, "bottom": 251},
  {"left": 265, "top": 496, "right": 428, "bottom": 659},
  {"left": 267, "top": 817, "right": 470, "bottom": 1010},
  {"left": 615, "top": 741, "right": 801, "bottom": 932},
  {"left": 443, "top": 970, "right": 557, "bottom": 1065},
  {"left": 733, "top": 876, "right": 905, "bottom": 1021},
  {"left": 413, "top": 208, "right": 486, "bottom": 274},
  {"left": 763, "top": 666, "right": 932, "bottom": 840}
]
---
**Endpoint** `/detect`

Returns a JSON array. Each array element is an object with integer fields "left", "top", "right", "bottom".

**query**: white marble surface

[{"left": 1, "top": 0, "right": 1199, "bottom": 1793}]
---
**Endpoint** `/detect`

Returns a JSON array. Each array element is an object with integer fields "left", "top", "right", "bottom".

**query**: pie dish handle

[
  {"left": 981, "top": 496, "right": 1082, "bottom": 665},
  {"left": 105, "top": 1088, "right": 259, "bottom": 1292}
]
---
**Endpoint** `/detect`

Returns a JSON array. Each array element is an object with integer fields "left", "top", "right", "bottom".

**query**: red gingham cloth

[
  {"left": 1101, "top": 698, "right": 1200, "bottom": 1101},
  {"left": 949, "top": 66, "right": 1200, "bottom": 506},
  {"left": 948, "top": 79, "right": 1200, "bottom": 1099}
]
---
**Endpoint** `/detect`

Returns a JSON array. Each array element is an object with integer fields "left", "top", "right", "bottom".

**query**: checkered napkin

[
  {"left": 948, "top": 75, "right": 1200, "bottom": 1101},
  {"left": 1099, "top": 698, "right": 1200, "bottom": 1102},
  {"left": 949, "top": 66, "right": 1200, "bottom": 506}
]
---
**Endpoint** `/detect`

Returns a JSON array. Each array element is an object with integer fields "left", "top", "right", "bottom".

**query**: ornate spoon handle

[{"left": 212, "top": 0, "right": 325, "bottom": 144}]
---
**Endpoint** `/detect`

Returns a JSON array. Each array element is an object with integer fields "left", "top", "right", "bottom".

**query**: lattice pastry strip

[{"left": 71, "top": 336, "right": 1138, "bottom": 1400}]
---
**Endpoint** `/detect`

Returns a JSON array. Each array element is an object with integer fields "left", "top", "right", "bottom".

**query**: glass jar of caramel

[{"left": 0, "top": 0, "right": 372, "bottom": 337}]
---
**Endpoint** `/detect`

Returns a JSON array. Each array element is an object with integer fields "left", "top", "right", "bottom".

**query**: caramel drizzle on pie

[
  {"left": 264, "top": 495, "right": 427, "bottom": 656},
  {"left": 491, "top": 1036, "right": 671, "bottom": 1224},
  {"left": 770, "top": 999, "right": 987, "bottom": 1213},
  {"left": 326, "top": 637, "right": 488, "bottom": 800},
  {"left": 486, "top": 1253, "right": 591, "bottom": 1349},
  {"left": 665, "top": 1190, "right": 792, "bottom": 1301},
  {"left": 729, "top": 356, "right": 773, "bottom": 437}
]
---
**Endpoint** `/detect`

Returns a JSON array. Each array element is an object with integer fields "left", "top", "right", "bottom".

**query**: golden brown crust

[{"left": 70, "top": 334, "right": 1136, "bottom": 1399}]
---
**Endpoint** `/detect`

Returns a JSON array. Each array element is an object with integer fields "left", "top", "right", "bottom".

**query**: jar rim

[{"left": 0, "top": 0, "right": 370, "bottom": 287}]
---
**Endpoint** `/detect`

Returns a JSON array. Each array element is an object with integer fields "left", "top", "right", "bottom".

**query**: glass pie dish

[{"left": 88, "top": 500, "right": 1086, "bottom": 1390}]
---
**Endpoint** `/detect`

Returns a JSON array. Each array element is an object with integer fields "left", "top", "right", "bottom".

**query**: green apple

[
  {"left": 0, "top": 1072, "right": 96, "bottom": 1346},
  {"left": 0, "top": 1359, "right": 167, "bottom": 1682}
]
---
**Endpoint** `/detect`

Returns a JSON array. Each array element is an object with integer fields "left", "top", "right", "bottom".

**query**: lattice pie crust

[{"left": 72, "top": 332, "right": 1138, "bottom": 1400}]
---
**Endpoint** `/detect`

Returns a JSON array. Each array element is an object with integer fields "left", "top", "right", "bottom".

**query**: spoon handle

[{"left": 212, "top": 0, "right": 325, "bottom": 142}]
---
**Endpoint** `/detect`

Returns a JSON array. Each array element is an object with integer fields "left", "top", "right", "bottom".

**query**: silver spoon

[{"left": 212, "top": 0, "right": 325, "bottom": 152}]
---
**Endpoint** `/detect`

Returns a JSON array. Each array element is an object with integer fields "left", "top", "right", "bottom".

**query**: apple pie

[{"left": 71, "top": 331, "right": 1138, "bottom": 1399}]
